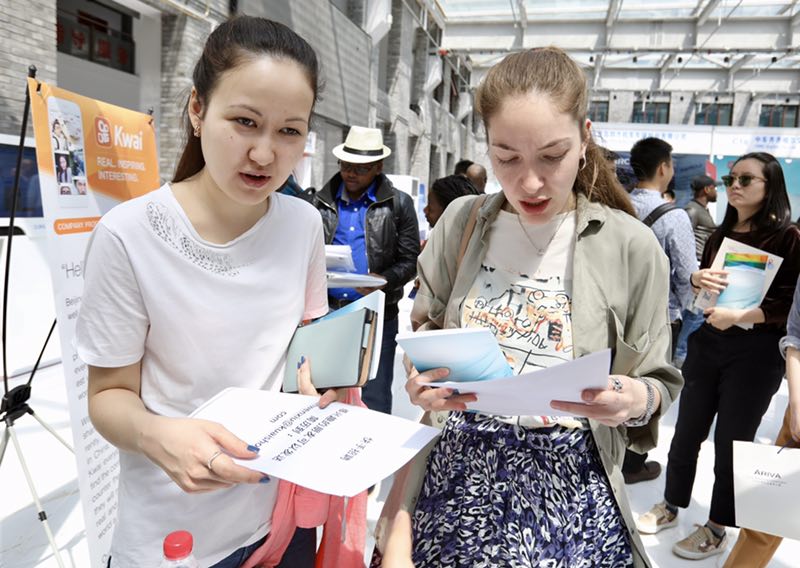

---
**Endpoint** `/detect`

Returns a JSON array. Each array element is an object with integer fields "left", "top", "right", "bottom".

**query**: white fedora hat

[{"left": 332, "top": 126, "right": 392, "bottom": 164}]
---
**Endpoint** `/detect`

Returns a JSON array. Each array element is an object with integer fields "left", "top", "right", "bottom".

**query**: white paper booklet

[
  {"left": 191, "top": 388, "right": 440, "bottom": 497},
  {"left": 397, "top": 327, "right": 513, "bottom": 382},
  {"left": 693, "top": 237, "right": 783, "bottom": 329},
  {"left": 326, "top": 272, "right": 387, "bottom": 288},
  {"left": 433, "top": 349, "right": 611, "bottom": 417},
  {"left": 325, "top": 244, "right": 356, "bottom": 272}
]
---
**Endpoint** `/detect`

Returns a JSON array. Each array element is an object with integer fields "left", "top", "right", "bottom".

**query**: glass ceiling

[{"left": 438, "top": 0, "right": 800, "bottom": 20}]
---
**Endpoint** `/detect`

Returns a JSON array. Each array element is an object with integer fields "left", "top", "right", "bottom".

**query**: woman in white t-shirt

[{"left": 76, "top": 16, "right": 339, "bottom": 568}]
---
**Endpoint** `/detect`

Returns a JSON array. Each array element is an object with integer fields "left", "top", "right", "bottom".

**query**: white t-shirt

[
  {"left": 75, "top": 185, "right": 328, "bottom": 567},
  {"left": 462, "top": 209, "right": 585, "bottom": 429}
]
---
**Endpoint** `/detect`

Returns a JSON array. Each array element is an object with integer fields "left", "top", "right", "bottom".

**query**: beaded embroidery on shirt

[{"left": 147, "top": 202, "right": 243, "bottom": 276}]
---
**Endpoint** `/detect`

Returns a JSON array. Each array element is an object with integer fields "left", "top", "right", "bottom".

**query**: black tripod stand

[{"left": 0, "top": 66, "right": 72, "bottom": 568}]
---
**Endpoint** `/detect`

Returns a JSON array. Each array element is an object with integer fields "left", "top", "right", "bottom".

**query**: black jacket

[{"left": 315, "top": 173, "right": 420, "bottom": 317}]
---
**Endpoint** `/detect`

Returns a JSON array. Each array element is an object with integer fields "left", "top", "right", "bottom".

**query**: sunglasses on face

[
  {"left": 721, "top": 174, "right": 766, "bottom": 188},
  {"left": 338, "top": 161, "right": 376, "bottom": 175}
]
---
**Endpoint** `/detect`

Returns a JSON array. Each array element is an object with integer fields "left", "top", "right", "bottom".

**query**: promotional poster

[{"left": 28, "top": 78, "right": 159, "bottom": 567}]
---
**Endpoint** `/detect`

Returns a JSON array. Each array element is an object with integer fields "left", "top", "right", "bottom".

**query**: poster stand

[{"left": 0, "top": 65, "right": 73, "bottom": 568}]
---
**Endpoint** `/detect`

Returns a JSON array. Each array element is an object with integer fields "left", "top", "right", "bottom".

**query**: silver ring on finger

[
  {"left": 206, "top": 449, "right": 223, "bottom": 472},
  {"left": 610, "top": 376, "right": 624, "bottom": 393}
]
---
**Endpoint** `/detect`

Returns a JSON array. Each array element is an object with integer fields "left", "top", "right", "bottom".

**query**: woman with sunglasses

[{"left": 639, "top": 152, "right": 800, "bottom": 561}]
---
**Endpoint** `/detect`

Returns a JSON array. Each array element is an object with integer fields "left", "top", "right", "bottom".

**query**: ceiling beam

[
  {"left": 728, "top": 53, "right": 757, "bottom": 90},
  {"left": 658, "top": 53, "right": 678, "bottom": 89},
  {"left": 697, "top": 0, "right": 724, "bottom": 27},
  {"left": 778, "top": 0, "right": 799, "bottom": 16},
  {"left": 593, "top": 54, "right": 606, "bottom": 88},
  {"left": 516, "top": 0, "right": 527, "bottom": 29}
]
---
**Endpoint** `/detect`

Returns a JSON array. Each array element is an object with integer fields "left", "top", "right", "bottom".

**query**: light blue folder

[{"left": 396, "top": 327, "right": 513, "bottom": 382}]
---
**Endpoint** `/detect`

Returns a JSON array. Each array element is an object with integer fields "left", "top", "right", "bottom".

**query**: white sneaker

[
  {"left": 672, "top": 524, "right": 727, "bottom": 560},
  {"left": 637, "top": 501, "right": 678, "bottom": 535}
]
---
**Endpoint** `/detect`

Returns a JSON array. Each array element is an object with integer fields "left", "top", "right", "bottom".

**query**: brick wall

[
  {"left": 158, "top": 3, "right": 228, "bottom": 179},
  {"left": 0, "top": 0, "right": 57, "bottom": 136}
]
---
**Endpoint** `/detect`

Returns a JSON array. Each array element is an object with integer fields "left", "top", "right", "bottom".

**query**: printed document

[
  {"left": 192, "top": 388, "right": 440, "bottom": 497},
  {"left": 433, "top": 349, "right": 611, "bottom": 416}
]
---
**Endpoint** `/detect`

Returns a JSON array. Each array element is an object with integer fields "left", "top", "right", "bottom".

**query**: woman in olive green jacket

[{"left": 377, "top": 47, "right": 682, "bottom": 568}]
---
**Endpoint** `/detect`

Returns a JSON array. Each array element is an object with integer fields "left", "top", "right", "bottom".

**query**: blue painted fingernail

[
  {"left": 247, "top": 445, "right": 259, "bottom": 453},
  {"left": 451, "top": 389, "right": 460, "bottom": 396},
  {"left": 259, "top": 475, "right": 271, "bottom": 484},
  {"left": 300, "top": 355, "right": 306, "bottom": 365}
]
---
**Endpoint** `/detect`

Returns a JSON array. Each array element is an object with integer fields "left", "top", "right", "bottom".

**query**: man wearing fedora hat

[{"left": 315, "top": 125, "right": 420, "bottom": 414}]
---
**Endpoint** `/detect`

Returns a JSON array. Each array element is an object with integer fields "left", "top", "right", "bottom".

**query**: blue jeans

[
  {"left": 673, "top": 308, "right": 704, "bottom": 363},
  {"left": 361, "top": 316, "right": 399, "bottom": 414},
  {"left": 210, "top": 527, "right": 316, "bottom": 568}
]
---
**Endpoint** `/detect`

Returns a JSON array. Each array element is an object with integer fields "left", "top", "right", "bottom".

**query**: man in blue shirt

[
  {"left": 625, "top": 137, "right": 698, "bottom": 484},
  {"left": 315, "top": 126, "right": 420, "bottom": 414}
]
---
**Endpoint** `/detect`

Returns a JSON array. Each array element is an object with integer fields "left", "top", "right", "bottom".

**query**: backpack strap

[
  {"left": 643, "top": 202, "right": 678, "bottom": 228},
  {"left": 456, "top": 194, "right": 489, "bottom": 271}
]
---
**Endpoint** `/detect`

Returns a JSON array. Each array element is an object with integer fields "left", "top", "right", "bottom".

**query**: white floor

[{"left": 2, "top": 305, "right": 799, "bottom": 567}]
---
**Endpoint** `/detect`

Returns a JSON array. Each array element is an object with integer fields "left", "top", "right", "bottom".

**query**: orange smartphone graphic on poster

[{"left": 48, "top": 96, "right": 89, "bottom": 208}]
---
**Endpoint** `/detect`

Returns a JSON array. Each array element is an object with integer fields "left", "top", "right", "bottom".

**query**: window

[
  {"left": 588, "top": 101, "right": 609, "bottom": 123},
  {"left": 56, "top": 3, "right": 135, "bottom": 74},
  {"left": 632, "top": 101, "right": 670, "bottom": 124},
  {"left": 759, "top": 104, "right": 799, "bottom": 127},
  {"left": 695, "top": 103, "right": 733, "bottom": 126}
]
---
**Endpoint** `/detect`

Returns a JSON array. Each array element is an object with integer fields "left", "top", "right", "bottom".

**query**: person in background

[
  {"left": 624, "top": 137, "right": 698, "bottom": 485},
  {"left": 674, "top": 174, "right": 719, "bottom": 367},
  {"left": 465, "top": 163, "right": 488, "bottom": 193},
  {"left": 722, "top": 275, "right": 800, "bottom": 567},
  {"left": 423, "top": 174, "right": 480, "bottom": 229},
  {"left": 378, "top": 46, "right": 681, "bottom": 568},
  {"left": 454, "top": 159, "right": 473, "bottom": 176},
  {"left": 639, "top": 152, "right": 800, "bottom": 561},
  {"left": 662, "top": 188, "right": 676, "bottom": 203},
  {"left": 55, "top": 154, "right": 72, "bottom": 184},
  {"left": 315, "top": 126, "right": 420, "bottom": 415},
  {"left": 51, "top": 118, "right": 69, "bottom": 151},
  {"left": 76, "top": 16, "right": 356, "bottom": 567},
  {"left": 279, "top": 173, "right": 315, "bottom": 204}
]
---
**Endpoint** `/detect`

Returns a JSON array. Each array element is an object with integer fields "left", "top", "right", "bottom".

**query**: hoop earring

[{"left": 578, "top": 156, "right": 587, "bottom": 172}]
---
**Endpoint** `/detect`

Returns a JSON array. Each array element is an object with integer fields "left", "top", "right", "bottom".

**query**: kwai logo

[
  {"left": 95, "top": 117, "right": 111, "bottom": 147},
  {"left": 94, "top": 117, "right": 143, "bottom": 150},
  {"left": 114, "top": 124, "right": 143, "bottom": 150}
]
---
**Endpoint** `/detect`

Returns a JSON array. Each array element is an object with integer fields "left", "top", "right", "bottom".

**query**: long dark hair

[
  {"left": 475, "top": 47, "right": 635, "bottom": 216},
  {"left": 172, "top": 16, "right": 321, "bottom": 182},
  {"left": 718, "top": 152, "right": 791, "bottom": 236},
  {"left": 430, "top": 175, "right": 480, "bottom": 209}
]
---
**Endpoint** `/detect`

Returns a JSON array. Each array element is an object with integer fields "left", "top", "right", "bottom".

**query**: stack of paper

[
  {"left": 324, "top": 244, "right": 387, "bottom": 289},
  {"left": 325, "top": 245, "right": 356, "bottom": 272}
]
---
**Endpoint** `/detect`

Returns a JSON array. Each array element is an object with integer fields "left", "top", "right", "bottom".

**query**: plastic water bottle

[{"left": 160, "top": 530, "right": 199, "bottom": 568}]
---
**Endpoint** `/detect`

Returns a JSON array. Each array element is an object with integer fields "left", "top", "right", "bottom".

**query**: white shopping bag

[{"left": 733, "top": 441, "right": 800, "bottom": 540}]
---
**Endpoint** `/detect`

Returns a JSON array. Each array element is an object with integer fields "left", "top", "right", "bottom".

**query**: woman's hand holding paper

[
  {"left": 141, "top": 416, "right": 264, "bottom": 494},
  {"left": 405, "top": 365, "right": 478, "bottom": 412},
  {"left": 550, "top": 375, "right": 658, "bottom": 427},
  {"left": 692, "top": 268, "right": 728, "bottom": 293}
]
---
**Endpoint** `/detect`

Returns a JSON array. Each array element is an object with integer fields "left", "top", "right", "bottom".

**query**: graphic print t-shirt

[{"left": 461, "top": 208, "right": 585, "bottom": 429}]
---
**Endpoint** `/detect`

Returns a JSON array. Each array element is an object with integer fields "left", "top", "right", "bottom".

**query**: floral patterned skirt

[{"left": 409, "top": 412, "right": 634, "bottom": 568}]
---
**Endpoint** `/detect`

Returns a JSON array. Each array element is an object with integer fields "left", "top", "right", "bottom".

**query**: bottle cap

[{"left": 163, "top": 530, "right": 193, "bottom": 560}]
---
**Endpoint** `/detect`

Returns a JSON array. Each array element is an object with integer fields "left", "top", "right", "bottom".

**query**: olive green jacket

[{"left": 410, "top": 191, "right": 684, "bottom": 567}]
